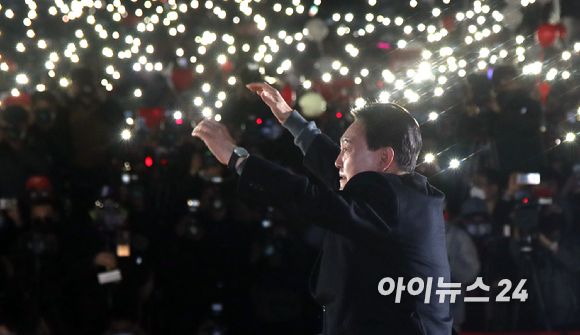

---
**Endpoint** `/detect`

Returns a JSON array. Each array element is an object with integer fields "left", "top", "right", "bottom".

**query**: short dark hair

[
  {"left": 491, "top": 65, "right": 518, "bottom": 88},
  {"left": 31, "top": 91, "right": 57, "bottom": 107},
  {"left": 351, "top": 103, "right": 422, "bottom": 173},
  {"left": 1, "top": 105, "right": 29, "bottom": 126}
]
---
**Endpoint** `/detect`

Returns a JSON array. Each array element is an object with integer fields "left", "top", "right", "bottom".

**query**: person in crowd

[
  {"left": 67, "top": 67, "right": 122, "bottom": 170},
  {"left": 458, "top": 197, "right": 494, "bottom": 245},
  {"left": 489, "top": 65, "right": 546, "bottom": 175},
  {"left": 508, "top": 201, "right": 580, "bottom": 330},
  {"left": 471, "top": 169, "right": 502, "bottom": 223},
  {"left": 29, "top": 91, "right": 73, "bottom": 191},
  {"left": 0, "top": 105, "right": 51, "bottom": 201},
  {"left": 445, "top": 213, "right": 481, "bottom": 333},
  {"left": 65, "top": 67, "right": 124, "bottom": 223},
  {"left": 2, "top": 177, "right": 117, "bottom": 335}
]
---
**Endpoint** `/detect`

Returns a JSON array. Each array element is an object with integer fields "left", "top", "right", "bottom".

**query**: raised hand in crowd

[{"left": 246, "top": 83, "right": 293, "bottom": 124}]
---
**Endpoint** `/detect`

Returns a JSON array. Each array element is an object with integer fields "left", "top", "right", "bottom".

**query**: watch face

[{"left": 234, "top": 147, "right": 248, "bottom": 157}]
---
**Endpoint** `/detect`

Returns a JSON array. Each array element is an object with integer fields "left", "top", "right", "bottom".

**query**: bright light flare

[
  {"left": 449, "top": 159, "right": 460, "bottom": 168},
  {"left": 379, "top": 91, "right": 390, "bottom": 103},
  {"left": 355, "top": 98, "right": 366, "bottom": 108},
  {"left": 202, "top": 108, "right": 212, "bottom": 117},
  {"left": 121, "top": 130, "right": 131, "bottom": 140}
]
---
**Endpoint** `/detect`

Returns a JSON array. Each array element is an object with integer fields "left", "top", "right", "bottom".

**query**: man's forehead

[
  {"left": 340, "top": 121, "right": 363, "bottom": 143},
  {"left": 340, "top": 137, "right": 351, "bottom": 143}
]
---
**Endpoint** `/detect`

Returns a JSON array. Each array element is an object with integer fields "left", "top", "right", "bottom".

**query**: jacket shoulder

[{"left": 343, "top": 171, "right": 400, "bottom": 219}]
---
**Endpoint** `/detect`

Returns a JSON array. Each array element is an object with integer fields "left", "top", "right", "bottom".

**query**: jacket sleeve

[
  {"left": 282, "top": 111, "right": 341, "bottom": 190},
  {"left": 303, "top": 134, "right": 341, "bottom": 191},
  {"left": 237, "top": 155, "right": 397, "bottom": 246}
]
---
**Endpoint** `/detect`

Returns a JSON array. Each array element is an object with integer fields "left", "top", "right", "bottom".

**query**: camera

[
  {"left": 511, "top": 177, "right": 558, "bottom": 252},
  {"left": 0, "top": 198, "right": 18, "bottom": 211},
  {"left": 515, "top": 173, "right": 541, "bottom": 186}
]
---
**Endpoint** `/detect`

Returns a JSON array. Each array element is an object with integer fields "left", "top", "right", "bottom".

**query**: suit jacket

[{"left": 236, "top": 116, "right": 454, "bottom": 335}]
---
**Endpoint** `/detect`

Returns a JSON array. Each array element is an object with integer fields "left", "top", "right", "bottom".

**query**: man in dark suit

[{"left": 193, "top": 83, "right": 454, "bottom": 334}]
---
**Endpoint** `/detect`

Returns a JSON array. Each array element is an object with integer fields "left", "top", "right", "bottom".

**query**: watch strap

[{"left": 227, "top": 150, "right": 239, "bottom": 171}]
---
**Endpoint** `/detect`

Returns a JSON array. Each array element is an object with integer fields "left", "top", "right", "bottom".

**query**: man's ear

[{"left": 380, "top": 147, "right": 395, "bottom": 172}]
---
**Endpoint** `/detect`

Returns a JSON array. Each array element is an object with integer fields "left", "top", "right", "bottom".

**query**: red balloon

[
  {"left": 441, "top": 15, "right": 456, "bottom": 32},
  {"left": 537, "top": 24, "right": 558, "bottom": 48},
  {"left": 121, "top": 13, "right": 142, "bottom": 28},
  {"left": 555, "top": 23, "right": 567, "bottom": 39},
  {"left": 235, "top": 22, "right": 259, "bottom": 36},
  {"left": 1, "top": 59, "right": 17, "bottom": 73},
  {"left": 171, "top": 68, "right": 194, "bottom": 91},
  {"left": 4, "top": 93, "right": 30, "bottom": 107},
  {"left": 280, "top": 85, "right": 295, "bottom": 108},
  {"left": 311, "top": 78, "right": 355, "bottom": 103},
  {"left": 26, "top": 176, "right": 52, "bottom": 191},
  {"left": 138, "top": 107, "right": 166, "bottom": 128},
  {"left": 221, "top": 60, "right": 234, "bottom": 73},
  {"left": 536, "top": 81, "right": 551, "bottom": 104}
]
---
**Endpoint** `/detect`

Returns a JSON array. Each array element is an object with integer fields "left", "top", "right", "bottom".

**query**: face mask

[
  {"left": 3, "top": 126, "right": 26, "bottom": 141},
  {"left": 32, "top": 217, "right": 56, "bottom": 232},
  {"left": 76, "top": 85, "right": 97, "bottom": 102},
  {"left": 35, "top": 109, "right": 55, "bottom": 125},
  {"left": 470, "top": 186, "right": 486, "bottom": 200}
]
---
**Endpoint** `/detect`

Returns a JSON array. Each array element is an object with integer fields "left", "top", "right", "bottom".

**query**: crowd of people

[{"left": 0, "top": 64, "right": 580, "bottom": 335}]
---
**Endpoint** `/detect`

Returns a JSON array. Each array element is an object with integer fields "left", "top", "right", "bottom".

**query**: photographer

[
  {"left": 495, "top": 169, "right": 580, "bottom": 330},
  {"left": 509, "top": 202, "right": 580, "bottom": 330}
]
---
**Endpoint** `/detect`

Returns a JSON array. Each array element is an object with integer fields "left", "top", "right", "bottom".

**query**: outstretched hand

[
  {"left": 192, "top": 118, "right": 237, "bottom": 165},
  {"left": 246, "top": 82, "right": 293, "bottom": 124}
]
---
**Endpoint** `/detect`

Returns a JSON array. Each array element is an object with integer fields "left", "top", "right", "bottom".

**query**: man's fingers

[
  {"left": 260, "top": 91, "right": 277, "bottom": 106},
  {"left": 246, "top": 83, "right": 267, "bottom": 92},
  {"left": 193, "top": 119, "right": 227, "bottom": 142},
  {"left": 203, "top": 118, "right": 222, "bottom": 127},
  {"left": 245, "top": 83, "right": 264, "bottom": 94},
  {"left": 193, "top": 124, "right": 213, "bottom": 136},
  {"left": 194, "top": 119, "right": 219, "bottom": 132},
  {"left": 199, "top": 118, "right": 223, "bottom": 126},
  {"left": 192, "top": 125, "right": 212, "bottom": 140},
  {"left": 246, "top": 82, "right": 278, "bottom": 96},
  {"left": 247, "top": 82, "right": 283, "bottom": 111}
]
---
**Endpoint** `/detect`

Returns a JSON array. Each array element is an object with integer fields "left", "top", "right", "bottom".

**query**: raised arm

[
  {"left": 191, "top": 114, "right": 398, "bottom": 246},
  {"left": 237, "top": 154, "right": 397, "bottom": 247},
  {"left": 246, "top": 83, "right": 341, "bottom": 190},
  {"left": 284, "top": 112, "right": 341, "bottom": 190}
]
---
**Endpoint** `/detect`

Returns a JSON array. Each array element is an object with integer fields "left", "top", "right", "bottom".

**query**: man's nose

[{"left": 335, "top": 152, "right": 343, "bottom": 169}]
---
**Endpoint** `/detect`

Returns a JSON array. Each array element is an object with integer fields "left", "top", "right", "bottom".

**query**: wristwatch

[{"left": 228, "top": 147, "right": 249, "bottom": 171}]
